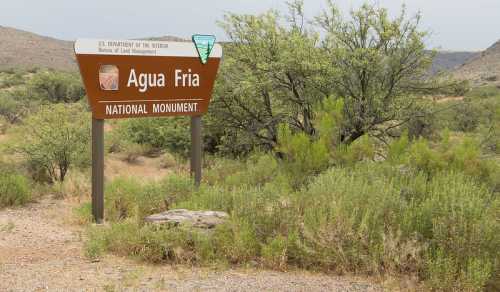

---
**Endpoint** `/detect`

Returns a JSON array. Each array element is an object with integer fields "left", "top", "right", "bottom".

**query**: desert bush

[
  {"left": 121, "top": 143, "right": 155, "bottom": 164},
  {"left": 335, "top": 135, "right": 375, "bottom": 166},
  {"left": 50, "top": 170, "right": 91, "bottom": 199},
  {"left": 0, "top": 70, "right": 25, "bottom": 88},
  {"left": 13, "top": 103, "right": 91, "bottom": 183},
  {"left": 26, "top": 70, "right": 85, "bottom": 103},
  {"left": 386, "top": 133, "right": 500, "bottom": 191},
  {"left": 0, "top": 92, "right": 23, "bottom": 123},
  {"left": 116, "top": 117, "right": 191, "bottom": 157},
  {"left": 104, "top": 177, "right": 147, "bottom": 222},
  {"left": 160, "top": 174, "right": 194, "bottom": 207},
  {"left": 293, "top": 165, "right": 408, "bottom": 273},
  {"left": 203, "top": 157, "right": 247, "bottom": 185},
  {"left": 104, "top": 175, "right": 192, "bottom": 223},
  {"left": 277, "top": 124, "right": 330, "bottom": 186},
  {"left": 83, "top": 156, "right": 499, "bottom": 290},
  {"left": 0, "top": 170, "right": 31, "bottom": 207},
  {"left": 407, "top": 172, "right": 499, "bottom": 291},
  {"left": 405, "top": 102, "right": 440, "bottom": 140},
  {"left": 85, "top": 220, "right": 222, "bottom": 264},
  {"left": 73, "top": 202, "right": 93, "bottom": 225},
  {"left": 466, "top": 85, "right": 500, "bottom": 99},
  {"left": 452, "top": 101, "right": 481, "bottom": 132}
]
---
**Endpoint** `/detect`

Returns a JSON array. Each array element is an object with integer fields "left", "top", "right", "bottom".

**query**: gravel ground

[{"left": 0, "top": 198, "right": 384, "bottom": 291}]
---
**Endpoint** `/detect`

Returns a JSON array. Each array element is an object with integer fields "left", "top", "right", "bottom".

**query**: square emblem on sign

[{"left": 99, "top": 65, "right": 119, "bottom": 91}]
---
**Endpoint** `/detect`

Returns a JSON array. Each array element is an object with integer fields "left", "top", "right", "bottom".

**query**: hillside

[
  {"left": 430, "top": 51, "right": 479, "bottom": 74},
  {"left": 0, "top": 26, "right": 77, "bottom": 71},
  {"left": 454, "top": 40, "right": 500, "bottom": 85},
  {"left": 0, "top": 26, "right": 187, "bottom": 72}
]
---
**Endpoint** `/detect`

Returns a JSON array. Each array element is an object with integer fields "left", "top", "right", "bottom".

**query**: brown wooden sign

[{"left": 75, "top": 39, "right": 222, "bottom": 119}]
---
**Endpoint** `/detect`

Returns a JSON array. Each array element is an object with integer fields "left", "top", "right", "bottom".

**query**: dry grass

[{"left": 105, "top": 153, "right": 173, "bottom": 181}]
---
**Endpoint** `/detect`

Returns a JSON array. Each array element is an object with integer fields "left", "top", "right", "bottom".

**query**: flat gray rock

[{"left": 145, "top": 209, "right": 229, "bottom": 229}]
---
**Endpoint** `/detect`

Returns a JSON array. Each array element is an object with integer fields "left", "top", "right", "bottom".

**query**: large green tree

[
  {"left": 317, "top": 2, "right": 440, "bottom": 143},
  {"left": 208, "top": 2, "right": 329, "bottom": 153},
  {"left": 209, "top": 1, "right": 451, "bottom": 154}
]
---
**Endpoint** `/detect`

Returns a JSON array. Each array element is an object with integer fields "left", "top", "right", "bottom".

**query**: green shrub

[
  {"left": 117, "top": 117, "right": 191, "bottom": 156},
  {"left": 26, "top": 70, "right": 85, "bottom": 103},
  {"left": 0, "top": 89, "right": 30, "bottom": 123},
  {"left": 465, "top": 86, "right": 500, "bottom": 99},
  {"left": 410, "top": 172, "right": 499, "bottom": 291},
  {"left": 73, "top": 202, "right": 93, "bottom": 225},
  {"left": 294, "top": 165, "right": 407, "bottom": 273},
  {"left": 0, "top": 70, "right": 25, "bottom": 88},
  {"left": 104, "top": 175, "right": 191, "bottom": 223},
  {"left": 204, "top": 157, "right": 247, "bottom": 185},
  {"left": 0, "top": 172, "right": 31, "bottom": 207},
  {"left": 387, "top": 134, "right": 500, "bottom": 191},
  {"left": 159, "top": 174, "right": 194, "bottom": 206},
  {"left": 213, "top": 218, "right": 260, "bottom": 264},
  {"left": 83, "top": 159, "right": 500, "bottom": 290},
  {"left": 277, "top": 124, "right": 330, "bottom": 186},
  {"left": 261, "top": 235, "right": 288, "bottom": 270},
  {"left": 13, "top": 103, "right": 91, "bottom": 183},
  {"left": 86, "top": 221, "right": 219, "bottom": 264},
  {"left": 104, "top": 177, "right": 142, "bottom": 222},
  {"left": 387, "top": 131, "right": 410, "bottom": 164},
  {"left": 121, "top": 143, "right": 155, "bottom": 164},
  {"left": 84, "top": 225, "right": 107, "bottom": 260},
  {"left": 335, "top": 135, "right": 375, "bottom": 166}
]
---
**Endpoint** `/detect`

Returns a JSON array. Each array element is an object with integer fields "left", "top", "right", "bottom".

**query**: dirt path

[{"left": 0, "top": 199, "right": 384, "bottom": 292}]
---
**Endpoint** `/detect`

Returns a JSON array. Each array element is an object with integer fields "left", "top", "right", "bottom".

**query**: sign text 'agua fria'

[{"left": 74, "top": 38, "right": 222, "bottom": 119}]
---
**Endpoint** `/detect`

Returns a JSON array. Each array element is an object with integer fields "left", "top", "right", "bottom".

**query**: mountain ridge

[
  {"left": 0, "top": 25, "right": 498, "bottom": 85},
  {"left": 453, "top": 40, "right": 500, "bottom": 85},
  {"left": 0, "top": 26, "right": 188, "bottom": 71}
]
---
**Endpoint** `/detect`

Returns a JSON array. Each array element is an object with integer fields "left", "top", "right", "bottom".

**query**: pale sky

[{"left": 1, "top": 0, "right": 498, "bottom": 51}]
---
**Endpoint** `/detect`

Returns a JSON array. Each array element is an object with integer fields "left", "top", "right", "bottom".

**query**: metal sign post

[
  {"left": 190, "top": 116, "right": 202, "bottom": 187},
  {"left": 91, "top": 118, "right": 104, "bottom": 223}
]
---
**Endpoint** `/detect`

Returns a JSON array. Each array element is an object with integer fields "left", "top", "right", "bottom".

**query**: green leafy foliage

[
  {"left": 0, "top": 166, "right": 31, "bottom": 207},
  {"left": 12, "top": 103, "right": 91, "bottom": 182},
  {"left": 277, "top": 124, "right": 329, "bottom": 185},
  {"left": 115, "top": 117, "right": 191, "bottom": 157},
  {"left": 103, "top": 175, "right": 193, "bottom": 224},
  {"left": 26, "top": 70, "right": 85, "bottom": 103}
]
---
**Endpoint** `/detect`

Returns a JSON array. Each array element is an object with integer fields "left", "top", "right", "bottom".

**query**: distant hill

[
  {"left": 0, "top": 26, "right": 77, "bottom": 71},
  {"left": 0, "top": 25, "right": 497, "bottom": 84},
  {"left": 430, "top": 51, "right": 479, "bottom": 75},
  {"left": 453, "top": 40, "right": 500, "bottom": 85},
  {"left": 0, "top": 26, "right": 188, "bottom": 72}
]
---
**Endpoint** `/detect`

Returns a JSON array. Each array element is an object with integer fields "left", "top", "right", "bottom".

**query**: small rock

[{"left": 145, "top": 209, "right": 229, "bottom": 229}]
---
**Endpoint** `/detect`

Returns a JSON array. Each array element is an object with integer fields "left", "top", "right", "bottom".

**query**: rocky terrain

[{"left": 453, "top": 40, "right": 500, "bottom": 86}]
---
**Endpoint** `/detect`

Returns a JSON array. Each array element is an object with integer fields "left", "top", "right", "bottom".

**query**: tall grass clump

[
  {"left": 96, "top": 174, "right": 194, "bottom": 224},
  {"left": 0, "top": 170, "right": 32, "bottom": 207},
  {"left": 404, "top": 172, "right": 499, "bottom": 291},
  {"left": 294, "top": 166, "right": 499, "bottom": 290}
]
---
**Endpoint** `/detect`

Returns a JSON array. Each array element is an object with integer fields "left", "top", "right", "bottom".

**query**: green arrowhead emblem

[{"left": 192, "top": 34, "right": 216, "bottom": 64}]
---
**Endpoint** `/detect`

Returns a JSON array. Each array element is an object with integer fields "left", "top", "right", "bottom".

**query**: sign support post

[
  {"left": 91, "top": 118, "right": 104, "bottom": 223},
  {"left": 191, "top": 116, "right": 202, "bottom": 187}
]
